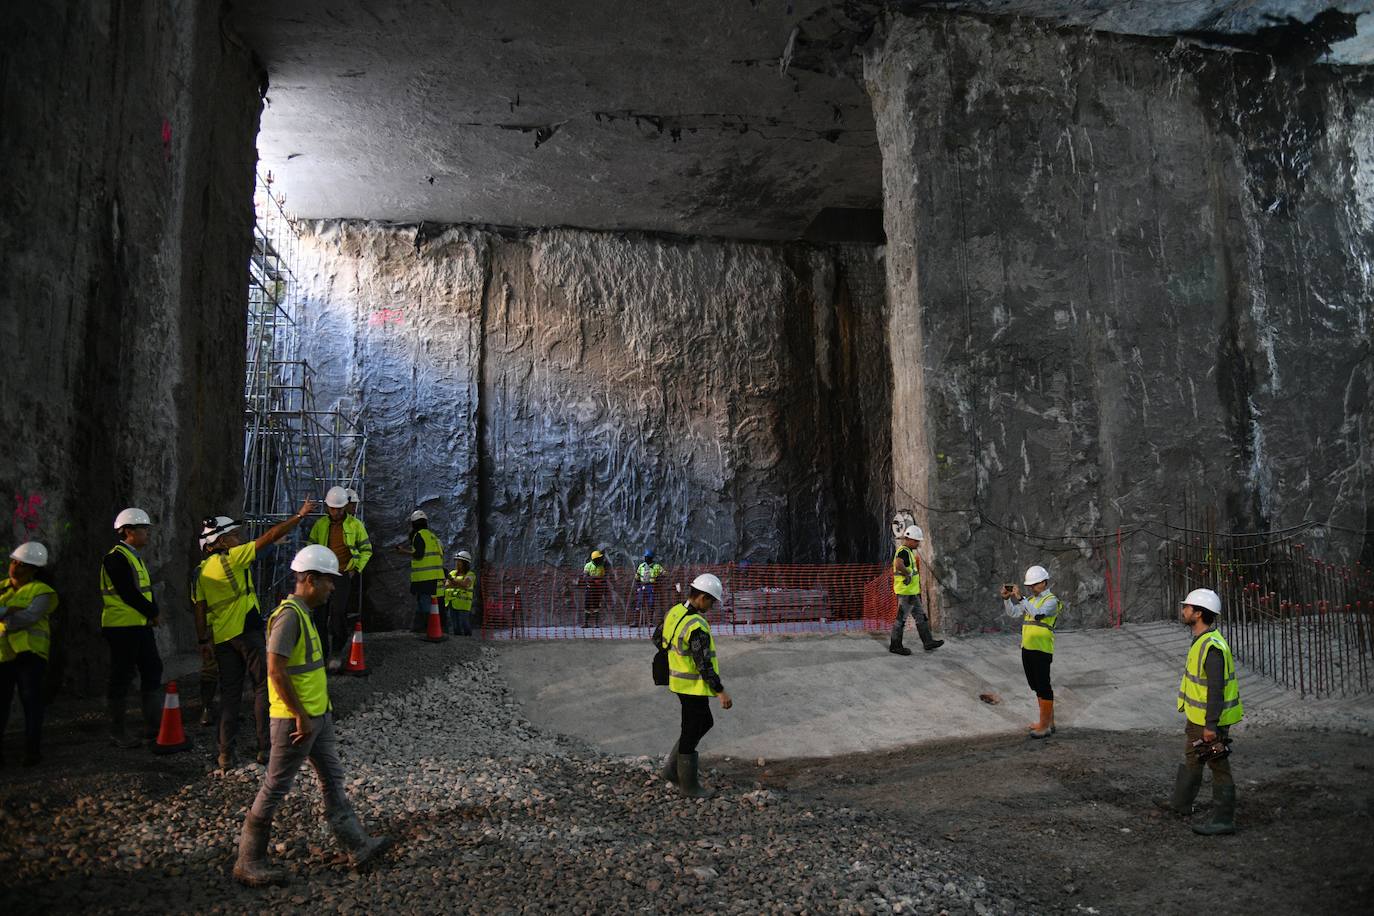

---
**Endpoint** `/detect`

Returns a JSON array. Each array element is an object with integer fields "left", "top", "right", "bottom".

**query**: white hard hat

[
  {"left": 902, "top": 525, "right": 924, "bottom": 541},
  {"left": 409, "top": 510, "right": 427, "bottom": 522},
  {"left": 690, "top": 573, "right": 724, "bottom": 603},
  {"left": 198, "top": 516, "right": 240, "bottom": 549},
  {"left": 291, "top": 544, "right": 341, "bottom": 576},
  {"left": 114, "top": 507, "right": 152, "bottom": 530},
  {"left": 10, "top": 542, "right": 48, "bottom": 568},
  {"left": 325, "top": 486, "right": 350, "bottom": 508},
  {"left": 1023, "top": 565, "right": 1050, "bottom": 586},
  {"left": 456, "top": 550, "right": 473, "bottom": 562},
  {"left": 345, "top": 488, "right": 359, "bottom": 504},
  {"left": 1182, "top": 588, "right": 1222, "bottom": 615}
]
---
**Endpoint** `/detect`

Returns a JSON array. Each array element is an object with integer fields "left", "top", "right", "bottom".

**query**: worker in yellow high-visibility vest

[
  {"left": 1160, "top": 587, "right": 1244, "bottom": 836},
  {"left": 889, "top": 525, "right": 943, "bottom": 655},
  {"left": 443, "top": 550, "right": 476, "bottom": 636},
  {"left": 233, "top": 545, "right": 390, "bottom": 887},
  {"left": 1002, "top": 565, "right": 1059, "bottom": 738},
  {"left": 394, "top": 509, "right": 445, "bottom": 632},
  {"left": 581, "top": 549, "right": 608, "bottom": 628},
  {"left": 306, "top": 487, "right": 373, "bottom": 666},
  {"left": 653, "top": 573, "right": 733, "bottom": 798},
  {"left": 0, "top": 542, "right": 58, "bottom": 766},
  {"left": 100, "top": 507, "right": 164, "bottom": 748}
]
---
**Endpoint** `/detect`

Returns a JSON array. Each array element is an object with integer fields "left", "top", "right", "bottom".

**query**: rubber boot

[
  {"left": 1154, "top": 764, "right": 1204, "bottom": 816},
  {"left": 107, "top": 698, "right": 142, "bottom": 749},
  {"left": 661, "top": 741, "right": 680, "bottom": 784},
  {"left": 140, "top": 689, "right": 163, "bottom": 743},
  {"left": 916, "top": 621, "right": 944, "bottom": 652},
  {"left": 888, "top": 639, "right": 913, "bottom": 656},
  {"left": 1029, "top": 699, "right": 1054, "bottom": 738},
  {"left": 1192, "top": 783, "right": 1236, "bottom": 836},
  {"left": 330, "top": 811, "right": 392, "bottom": 869},
  {"left": 233, "top": 814, "right": 287, "bottom": 887},
  {"left": 676, "top": 751, "right": 714, "bottom": 799}
]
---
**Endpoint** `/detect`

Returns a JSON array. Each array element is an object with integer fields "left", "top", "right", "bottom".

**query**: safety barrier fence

[
  {"left": 478, "top": 564, "right": 899, "bottom": 640},
  {"left": 1163, "top": 536, "right": 1374, "bottom": 698}
]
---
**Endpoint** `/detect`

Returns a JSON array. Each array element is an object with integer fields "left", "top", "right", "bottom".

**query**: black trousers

[
  {"left": 1022, "top": 648, "right": 1054, "bottom": 701},
  {"left": 677, "top": 693, "right": 714, "bottom": 754},
  {"left": 313, "top": 573, "right": 356, "bottom": 661},
  {"left": 0, "top": 652, "right": 46, "bottom": 756},
  {"left": 104, "top": 626, "right": 163, "bottom": 698},
  {"left": 215, "top": 629, "right": 269, "bottom": 758}
]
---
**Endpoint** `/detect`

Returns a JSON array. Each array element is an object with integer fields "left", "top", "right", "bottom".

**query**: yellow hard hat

[{"left": 591, "top": 549, "right": 605, "bottom": 560}]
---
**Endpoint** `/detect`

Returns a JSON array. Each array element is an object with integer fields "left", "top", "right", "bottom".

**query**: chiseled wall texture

[
  {"left": 867, "top": 14, "right": 1374, "bottom": 631},
  {"left": 0, "top": 2, "right": 262, "bottom": 690},
  {"left": 294, "top": 224, "right": 890, "bottom": 625}
]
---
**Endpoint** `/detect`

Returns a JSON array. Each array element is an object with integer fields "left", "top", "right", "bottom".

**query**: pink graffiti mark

[
  {"left": 368, "top": 307, "right": 405, "bottom": 326},
  {"left": 161, "top": 119, "right": 172, "bottom": 162},
  {"left": 13, "top": 493, "right": 43, "bottom": 532}
]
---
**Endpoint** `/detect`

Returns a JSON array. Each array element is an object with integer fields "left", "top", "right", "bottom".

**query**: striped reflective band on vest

[{"left": 1177, "top": 629, "right": 1243, "bottom": 726}]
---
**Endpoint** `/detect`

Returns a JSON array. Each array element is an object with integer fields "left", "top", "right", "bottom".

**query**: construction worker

[
  {"left": 443, "top": 550, "right": 476, "bottom": 636},
  {"left": 582, "top": 549, "right": 608, "bottom": 628},
  {"left": 633, "top": 550, "right": 664, "bottom": 627},
  {"left": 194, "top": 500, "right": 315, "bottom": 769},
  {"left": 232, "top": 545, "right": 390, "bottom": 887},
  {"left": 394, "top": 510, "right": 444, "bottom": 632},
  {"left": 0, "top": 542, "right": 58, "bottom": 766},
  {"left": 344, "top": 488, "right": 360, "bottom": 516},
  {"left": 306, "top": 486, "right": 372, "bottom": 666},
  {"left": 100, "top": 507, "right": 164, "bottom": 748},
  {"left": 654, "top": 573, "right": 732, "bottom": 798},
  {"left": 889, "top": 525, "right": 943, "bottom": 655},
  {"left": 1161, "top": 587, "right": 1244, "bottom": 836},
  {"left": 1002, "top": 565, "right": 1058, "bottom": 738}
]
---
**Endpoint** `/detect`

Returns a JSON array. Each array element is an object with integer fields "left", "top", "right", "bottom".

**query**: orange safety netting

[{"left": 477, "top": 563, "right": 928, "bottom": 639}]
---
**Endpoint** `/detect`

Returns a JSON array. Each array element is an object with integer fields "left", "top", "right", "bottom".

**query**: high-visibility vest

[
  {"left": 1178, "top": 629, "right": 1243, "bottom": 727},
  {"left": 99, "top": 543, "right": 154, "bottom": 627},
  {"left": 1020, "top": 591, "right": 1059, "bottom": 653},
  {"left": 445, "top": 569, "right": 475, "bottom": 611},
  {"left": 266, "top": 597, "right": 330, "bottom": 719},
  {"left": 637, "top": 562, "right": 664, "bottom": 584},
  {"left": 584, "top": 561, "right": 606, "bottom": 579},
  {"left": 0, "top": 578, "right": 58, "bottom": 662},
  {"left": 662, "top": 602, "right": 718, "bottom": 697},
  {"left": 410, "top": 528, "right": 444, "bottom": 583},
  {"left": 893, "top": 546, "right": 921, "bottom": 596},
  {"left": 306, "top": 515, "right": 373, "bottom": 572},
  {"left": 195, "top": 542, "right": 260, "bottom": 644}
]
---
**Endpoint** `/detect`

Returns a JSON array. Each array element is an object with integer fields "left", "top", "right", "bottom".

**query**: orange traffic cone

[
  {"left": 422, "top": 594, "right": 448, "bottom": 643},
  {"left": 344, "top": 621, "right": 370, "bottom": 676},
  {"left": 153, "top": 681, "right": 193, "bottom": 755}
]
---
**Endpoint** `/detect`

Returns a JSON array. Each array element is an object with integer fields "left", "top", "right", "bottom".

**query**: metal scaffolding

[{"left": 243, "top": 171, "right": 367, "bottom": 602}]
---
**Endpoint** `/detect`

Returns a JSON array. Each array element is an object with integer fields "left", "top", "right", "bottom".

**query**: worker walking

[
  {"left": 306, "top": 487, "right": 373, "bottom": 666},
  {"left": 1162, "top": 587, "right": 1244, "bottom": 835},
  {"left": 633, "top": 550, "right": 664, "bottom": 628},
  {"left": 233, "top": 545, "right": 391, "bottom": 886},
  {"left": 0, "top": 543, "right": 59, "bottom": 766},
  {"left": 443, "top": 550, "right": 476, "bottom": 636},
  {"left": 654, "top": 573, "right": 733, "bottom": 798},
  {"left": 1002, "top": 565, "right": 1058, "bottom": 738},
  {"left": 194, "top": 500, "right": 315, "bottom": 769},
  {"left": 581, "top": 549, "right": 608, "bottom": 628},
  {"left": 100, "top": 508, "right": 164, "bottom": 748},
  {"left": 889, "top": 525, "right": 943, "bottom": 655},
  {"left": 394, "top": 510, "right": 444, "bottom": 632}
]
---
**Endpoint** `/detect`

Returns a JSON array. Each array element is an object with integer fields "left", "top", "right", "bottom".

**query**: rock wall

[
  {"left": 294, "top": 224, "right": 890, "bottom": 625},
  {"left": 866, "top": 14, "right": 1374, "bottom": 631},
  {"left": 0, "top": 2, "right": 263, "bottom": 690}
]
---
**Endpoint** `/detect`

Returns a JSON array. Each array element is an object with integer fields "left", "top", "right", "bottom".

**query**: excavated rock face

[
  {"left": 867, "top": 14, "right": 1374, "bottom": 630},
  {"left": 0, "top": 4, "right": 262, "bottom": 689},
  {"left": 294, "top": 224, "right": 889, "bottom": 624}
]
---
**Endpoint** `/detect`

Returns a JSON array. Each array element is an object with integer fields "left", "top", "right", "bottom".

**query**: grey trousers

[
  {"left": 248, "top": 712, "right": 353, "bottom": 823},
  {"left": 891, "top": 594, "right": 927, "bottom": 643}
]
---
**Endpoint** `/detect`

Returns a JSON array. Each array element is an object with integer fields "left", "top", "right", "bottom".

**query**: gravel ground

[{"left": 1, "top": 634, "right": 1009, "bottom": 915}]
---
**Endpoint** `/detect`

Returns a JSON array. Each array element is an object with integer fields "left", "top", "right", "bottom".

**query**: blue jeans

[{"left": 451, "top": 609, "right": 472, "bottom": 636}]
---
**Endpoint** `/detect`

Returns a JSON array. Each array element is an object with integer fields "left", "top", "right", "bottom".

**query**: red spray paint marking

[
  {"left": 13, "top": 493, "right": 43, "bottom": 532},
  {"left": 368, "top": 307, "right": 405, "bottom": 326},
  {"left": 161, "top": 119, "right": 172, "bottom": 162}
]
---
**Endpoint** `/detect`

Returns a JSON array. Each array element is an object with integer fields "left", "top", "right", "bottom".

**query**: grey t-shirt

[{"left": 267, "top": 603, "right": 304, "bottom": 658}]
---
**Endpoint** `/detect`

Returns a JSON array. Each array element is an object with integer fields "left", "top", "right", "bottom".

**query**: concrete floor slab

[{"left": 498, "top": 621, "right": 1374, "bottom": 759}]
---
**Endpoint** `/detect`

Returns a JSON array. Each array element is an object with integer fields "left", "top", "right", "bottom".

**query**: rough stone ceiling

[{"left": 234, "top": 0, "right": 1373, "bottom": 241}]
